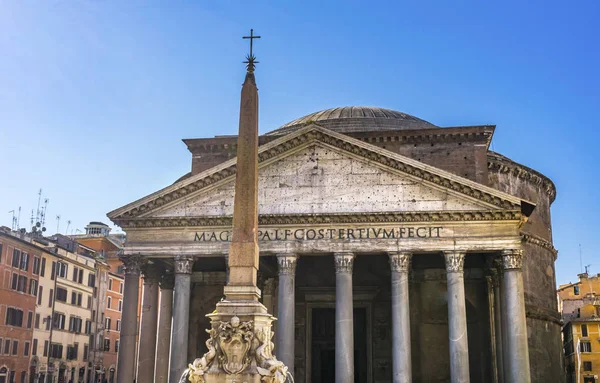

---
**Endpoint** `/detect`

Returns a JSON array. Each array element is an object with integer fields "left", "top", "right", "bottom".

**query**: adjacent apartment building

[
  {"left": 558, "top": 272, "right": 600, "bottom": 383},
  {"left": 0, "top": 230, "right": 42, "bottom": 383},
  {"left": 72, "top": 222, "right": 127, "bottom": 383}
]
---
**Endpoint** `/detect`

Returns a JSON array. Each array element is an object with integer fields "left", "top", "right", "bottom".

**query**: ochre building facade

[{"left": 109, "top": 106, "right": 561, "bottom": 382}]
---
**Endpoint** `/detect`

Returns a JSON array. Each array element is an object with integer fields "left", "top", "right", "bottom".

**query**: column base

[{"left": 180, "top": 297, "right": 289, "bottom": 383}]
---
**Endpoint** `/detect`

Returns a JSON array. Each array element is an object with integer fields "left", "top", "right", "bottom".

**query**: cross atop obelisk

[{"left": 224, "top": 29, "right": 261, "bottom": 301}]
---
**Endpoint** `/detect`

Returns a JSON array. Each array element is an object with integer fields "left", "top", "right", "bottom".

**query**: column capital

[
  {"left": 277, "top": 254, "right": 298, "bottom": 275},
  {"left": 388, "top": 251, "right": 412, "bottom": 273},
  {"left": 334, "top": 253, "right": 355, "bottom": 274},
  {"left": 159, "top": 272, "right": 175, "bottom": 290},
  {"left": 501, "top": 249, "right": 524, "bottom": 270},
  {"left": 141, "top": 264, "right": 162, "bottom": 285},
  {"left": 174, "top": 255, "right": 195, "bottom": 274},
  {"left": 443, "top": 251, "right": 466, "bottom": 273},
  {"left": 119, "top": 254, "right": 144, "bottom": 276}
]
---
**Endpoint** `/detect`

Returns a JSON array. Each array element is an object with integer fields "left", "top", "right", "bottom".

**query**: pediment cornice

[
  {"left": 108, "top": 125, "right": 532, "bottom": 225},
  {"left": 118, "top": 210, "right": 523, "bottom": 229}
]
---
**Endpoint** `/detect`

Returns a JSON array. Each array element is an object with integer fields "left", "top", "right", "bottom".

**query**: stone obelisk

[{"left": 182, "top": 30, "right": 289, "bottom": 383}]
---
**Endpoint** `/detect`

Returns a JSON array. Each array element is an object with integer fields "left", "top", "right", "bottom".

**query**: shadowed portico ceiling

[{"left": 107, "top": 124, "right": 535, "bottom": 228}]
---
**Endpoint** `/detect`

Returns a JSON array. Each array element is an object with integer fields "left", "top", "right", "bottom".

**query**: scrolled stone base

[{"left": 180, "top": 298, "right": 291, "bottom": 383}]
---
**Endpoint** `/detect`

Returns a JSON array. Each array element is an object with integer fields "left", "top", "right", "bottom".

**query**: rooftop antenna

[
  {"left": 65, "top": 220, "right": 71, "bottom": 235},
  {"left": 41, "top": 198, "right": 49, "bottom": 227},
  {"left": 56, "top": 215, "right": 61, "bottom": 234},
  {"left": 8, "top": 210, "right": 16, "bottom": 231},
  {"left": 36, "top": 188, "right": 42, "bottom": 223},
  {"left": 30, "top": 209, "right": 34, "bottom": 228},
  {"left": 17, "top": 207, "right": 21, "bottom": 229},
  {"left": 585, "top": 264, "right": 592, "bottom": 275}
]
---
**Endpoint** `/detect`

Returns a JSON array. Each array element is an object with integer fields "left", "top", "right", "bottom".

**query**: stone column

[
  {"left": 334, "top": 252, "right": 355, "bottom": 383},
  {"left": 389, "top": 251, "right": 412, "bottom": 383},
  {"left": 444, "top": 251, "right": 470, "bottom": 383},
  {"left": 155, "top": 272, "right": 174, "bottom": 383},
  {"left": 137, "top": 265, "right": 161, "bottom": 383},
  {"left": 169, "top": 255, "right": 194, "bottom": 383},
  {"left": 276, "top": 254, "right": 298, "bottom": 376},
  {"left": 490, "top": 265, "right": 505, "bottom": 383},
  {"left": 500, "top": 249, "right": 531, "bottom": 383},
  {"left": 117, "top": 254, "right": 144, "bottom": 383}
]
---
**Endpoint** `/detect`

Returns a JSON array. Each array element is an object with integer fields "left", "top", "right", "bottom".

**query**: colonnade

[{"left": 116, "top": 249, "right": 530, "bottom": 383}]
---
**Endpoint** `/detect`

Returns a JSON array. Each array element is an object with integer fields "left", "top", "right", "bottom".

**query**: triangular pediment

[{"left": 108, "top": 125, "right": 533, "bottom": 227}]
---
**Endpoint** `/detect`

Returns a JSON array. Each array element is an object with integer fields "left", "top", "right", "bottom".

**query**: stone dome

[{"left": 267, "top": 106, "right": 438, "bottom": 136}]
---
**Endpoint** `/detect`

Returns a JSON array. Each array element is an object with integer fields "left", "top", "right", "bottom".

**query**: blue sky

[{"left": 0, "top": 0, "right": 598, "bottom": 285}]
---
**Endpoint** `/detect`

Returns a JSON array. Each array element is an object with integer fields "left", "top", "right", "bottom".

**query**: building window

[
  {"left": 88, "top": 273, "right": 96, "bottom": 287},
  {"left": 0, "top": 338, "right": 3, "bottom": 355},
  {"left": 104, "top": 339, "right": 110, "bottom": 352},
  {"left": 43, "top": 340, "right": 49, "bottom": 357},
  {"left": 3, "top": 338, "right": 10, "bottom": 354},
  {"left": 584, "top": 361, "right": 592, "bottom": 371},
  {"left": 109, "top": 278, "right": 113, "bottom": 291},
  {"left": 115, "top": 340, "right": 119, "bottom": 353},
  {"left": 45, "top": 315, "right": 51, "bottom": 331},
  {"left": 23, "top": 341, "right": 30, "bottom": 356},
  {"left": 53, "top": 313, "right": 66, "bottom": 330},
  {"left": 56, "top": 287, "right": 68, "bottom": 302},
  {"left": 26, "top": 311, "right": 32, "bottom": 328},
  {"left": 48, "top": 289, "right": 53, "bottom": 307},
  {"left": 582, "top": 324, "right": 589, "bottom": 337},
  {"left": 29, "top": 279, "right": 38, "bottom": 296},
  {"left": 117, "top": 265, "right": 124, "bottom": 274},
  {"left": 119, "top": 282, "right": 123, "bottom": 294},
  {"left": 11, "top": 273, "right": 18, "bottom": 290},
  {"left": 6, "top": 308, "right": 24, "bottom": 327},
  {"left": 87, "top": 296, "right": 92, "bottom": 309},
  {"left": 35, "top": 313, "right": 40, "bottom": 329},
  {"left": 66, "top": 344, "right": 78, "bottom": 360},
  {"left": 107, "top": 296, "right": 112, "bottom": 309},
  {"left": 50, "top": 343, "right": 63, "bottom": 359},
  {"left": 38, "top": 286, "right": 43, "bottom": 305},
  {"left": 116, "top": 320, "right": 121, "bottom": 332},
  {"left": 574, "top": 285, "right": 580, "bottom": 295},
  {"left": 20, "top": 253, "right": 29, "bottom": 271},
  {"left": 12, "top": 340, "right": 18, "bottom": 355},
  {"left": 118, "top": 300, "right": 122, "bottom": 312},
  {"left": 20, "top": 371, "right": 25, "bottom": 383},
  {"left": 33, "top": 257, "right": 40, "bottom": 275},
  {"left": 105, "top": 317, "right": 111, "bottom": 330},
  {"left": 32, "top": 339, "right": 38, "bottom": 356},
  {"left": 12, "top": 249, "right": 21, "bottom": 267},
  {"left": 17, "top": 275, "right": 27, "bottom": 293},
  {"left": 85, "top": 320, "right": 92, "bottom": 335},
  {"left": 71, "top": 291, "right": 83, "bottom": 306},
  {"left": 83, "top": 344, "right": 89, "bottom": 361},
  {"left": 580, "top": 341, "right": 592, "bottom": 353},
  {"left": 57, "top": 262, "right": 68, "bottom": 278},
  {"left": 40, "top": 257, "right": 46, "bottom": 277},
  {"left": 69, "top": 317, "right": 82, "bottom": 333},
  {"left": 0, "top": 243, "right": 3, "bottom": 262}
]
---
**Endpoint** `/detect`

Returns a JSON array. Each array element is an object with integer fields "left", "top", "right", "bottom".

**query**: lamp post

[{"left": 46, "top": 260, "right": 64, "bottom": 383}]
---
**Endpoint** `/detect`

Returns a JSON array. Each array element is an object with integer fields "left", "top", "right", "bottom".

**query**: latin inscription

[{"left": 194, "top": 226, "right": 443, "bottom": 242}]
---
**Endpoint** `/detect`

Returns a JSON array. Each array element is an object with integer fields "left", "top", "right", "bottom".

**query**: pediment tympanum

[{"left": 108, "top": 125, "right": 533, "bottom": 228}]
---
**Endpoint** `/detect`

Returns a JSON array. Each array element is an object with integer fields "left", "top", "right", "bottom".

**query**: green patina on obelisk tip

[{"left": 226, "top": 29, "right": 262, "bottom": 299}]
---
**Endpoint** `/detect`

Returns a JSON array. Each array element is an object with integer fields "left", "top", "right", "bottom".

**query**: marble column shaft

[
  {"left": 334, "top": 253, "right": 355, "bottom": 383},
  {"left": 444, "top": 251, "right": 470, "bottom": 383},
  {"left": 155, "top": 273, "right": 174, "bottom": 383},
  {"left": 276, "top": 254, "right": 297, "bottom": 377},
  {"left": 137, "top": 266, "right": 161, "bottom": 383},
  {"left": 492, "top": 267, "right": 505, "bottom": 383},
  {"left": 169, "top": 255, "right": 194, "bottom": 383},
  {"left": 389, "top": 252, "right": 412, "bottom": 383},
  {"left": 117, "top": 255, "right": 143, "bottom": 383},
  {"left": 500, "top": 250, "right": 531, "bottom": 383}
]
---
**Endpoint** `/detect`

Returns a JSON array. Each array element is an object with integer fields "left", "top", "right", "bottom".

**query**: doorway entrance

[{"left": 310, "top": 307, "right": 368, "bottom": 383}]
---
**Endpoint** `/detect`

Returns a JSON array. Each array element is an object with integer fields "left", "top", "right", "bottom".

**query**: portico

[{"left": 109, "top": 109, "right": 539, "bottom": 382}]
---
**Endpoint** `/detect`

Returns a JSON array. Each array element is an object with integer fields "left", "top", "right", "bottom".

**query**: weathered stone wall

[{"left": 487, "top": 154, "right": 562, "bottom": 382}]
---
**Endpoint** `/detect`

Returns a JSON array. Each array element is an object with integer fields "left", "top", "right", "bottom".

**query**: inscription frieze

[{"left": 194, "top": 226, "right": 443, "bottom": 242}]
